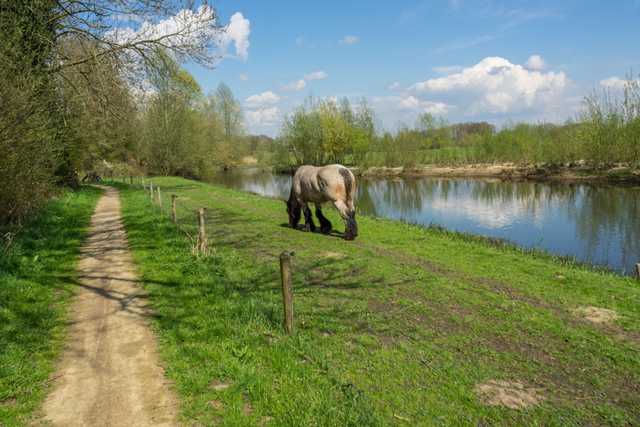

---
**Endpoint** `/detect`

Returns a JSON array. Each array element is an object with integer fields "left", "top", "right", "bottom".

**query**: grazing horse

[{"left": 284, "top": 164, "right": 358, "bottom": 240}]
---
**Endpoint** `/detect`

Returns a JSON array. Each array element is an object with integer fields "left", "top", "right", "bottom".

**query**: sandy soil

[
  {"left": 352, "top": 163, "right": 640, "bottom": 183},
  {"left": 41, "top": 185, "right": 179, "bottom": 426}
]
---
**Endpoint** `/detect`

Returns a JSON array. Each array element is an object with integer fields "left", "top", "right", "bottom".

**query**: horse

[{"left": 284, "top": 164, "right": 358, "bottom": 240}]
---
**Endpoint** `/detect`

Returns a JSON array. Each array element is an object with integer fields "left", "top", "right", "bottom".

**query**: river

[{"left": 204, "top": 168, "right": 640, "bottom": 276}]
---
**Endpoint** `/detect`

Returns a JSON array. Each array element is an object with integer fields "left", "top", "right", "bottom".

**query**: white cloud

[
  {"left": 338, "top": 36, "right": 359, "bottom": 45},
  {"left": 246, "top": 106, "right": 280, "bottom": 129},
  {"left": 238, "top": 73, "right": 249, "bottom": 81},
  {"left": 389, "top": 82, "right": 401, "bottom": 91},
  {"left": 245, "top": 91, "right": 281, "bottom": 108},
  {"left": 303, "top": 71, "right": 328, "bottom": 81},
  {"left": 278, "top": 79, "right": 307, "bottom": 92},
  {"left": 106, "top": 6, "right": 218, "bottom": 50},
  {"left": 600, "top": 76, "right": 640, "bottom": 92},
  {"left": 524, "top": 55, "right": 549, "bottom": 71},
  {"left": 219, "top": 12, "right": 251, "bottom": 62},
  {"left": 278, "top": 71, "right": 328, "bottom": 92},
  {"left": 408, "top": 56, "right": 569, "bottom": 115},
  {"left": 399, "top": 96, "right": 420, "bottom": 110}
]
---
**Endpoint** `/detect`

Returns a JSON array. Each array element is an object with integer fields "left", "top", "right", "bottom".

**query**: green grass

[
  {"left": 116, "top": 177, "right": 640, "bottom": 426},
  {"left": 0, "top": 185, "right": 103, "bottom": 426}
]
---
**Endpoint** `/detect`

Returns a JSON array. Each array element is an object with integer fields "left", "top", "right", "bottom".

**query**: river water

[{"left": 204, "top": 168, "right": 640, "bottom": 276}]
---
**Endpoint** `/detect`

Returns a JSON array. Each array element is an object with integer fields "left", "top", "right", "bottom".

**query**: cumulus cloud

[
  {"left": 106, "top": 6, "right": 218, "bottom": 48},
  {"left": 245, "top": 91, "right": 281, "bottom": 108},
  {"left": 303, "top": 71, "right": 328, "bottom": 81},
  {"left": 389, "top": 82, "right": 401, "bottom": 91},
  {"left": 246, "top": 106, "right": 280, "bottom": 129},
  {"left": 238, "top": 73, "right": 249, "bottom": 81},
  {"left": 524, "top": 55, "right": 549, "bottom": 71},
  {"left": 106, "top": 8, "right": 250, "bottom": 65},
  {"left": 278, "top": 71, "right": 327, "bottom": 92},
  {"left": 600, "top": 76, "right": 640, "bottom": 92},
  {"left": 408, "top": 56, "right": 569, "bottom": 115},
  {"left": 219, "top": 12, "right": 251, "bottom": 62},
  {"left": 338, "top": 36, "right": 359, "bottom": 45}
]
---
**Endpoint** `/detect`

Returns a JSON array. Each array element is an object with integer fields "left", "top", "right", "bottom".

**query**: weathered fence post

[
  {"left": 157, "top": 186, "right": 162, "bottom": 208},
  {"left": 636, "top": 263, "right": 640, "bottom": 280},
  {"left": 279, "top": 252, "right": 294, "bottom": 333},
  {"left": 142, "top": 178, "right": 147, "bottom": 195},
  {"left": 136, "top": 176, "right": 140, "bottom": 189},
  {"left": 150, "top": 181, "right": 154, "bottom": 201},
  {"left": 172, "top": 195, "right": 177, "bottom": 224},
  {"left": 198, "top": 208, "right": 206, "bottom": 251}
]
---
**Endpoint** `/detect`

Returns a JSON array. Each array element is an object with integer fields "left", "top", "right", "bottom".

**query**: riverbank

[
  {"left": 115, "top": 177, "right": 638, "bottom": 425},
  {"left": 351, "top": 162, "right": 640, "bottom": 183},
  {"left": 0, "top": 186, "right": 103, "bottom": 426},
  {"left": 242, "top": 156, "right": 640, "bottom": 183}
]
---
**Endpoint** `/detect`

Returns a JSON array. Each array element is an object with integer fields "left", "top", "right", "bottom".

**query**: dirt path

[{"left": 42, "top": 185, "right": 179, "bottom": 426}]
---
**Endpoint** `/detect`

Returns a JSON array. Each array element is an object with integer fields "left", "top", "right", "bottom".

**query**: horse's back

[{"left": 293, "top": 164, "right": 354, "bottom": 204}]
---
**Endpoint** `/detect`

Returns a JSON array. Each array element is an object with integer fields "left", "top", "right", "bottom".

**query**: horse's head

[{"left": 284, "top": 197, "right": 301, "bottom": 228}]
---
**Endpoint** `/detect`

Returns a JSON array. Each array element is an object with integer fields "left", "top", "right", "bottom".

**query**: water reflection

[{"left": 204, "top": 169, "right": 640, "bottom": 275}]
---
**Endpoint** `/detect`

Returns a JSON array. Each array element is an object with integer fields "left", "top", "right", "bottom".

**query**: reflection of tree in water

[
  {"left": 566, "top": 186, "right": 640, "bottom": 271},
  {"left": 355, "top": 178, "right": 432, "bottom": 218}
]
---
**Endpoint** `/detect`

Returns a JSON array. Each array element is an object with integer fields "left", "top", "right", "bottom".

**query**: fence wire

[{"left": 131, "top": 181, "right": 639, "bottom": 426}]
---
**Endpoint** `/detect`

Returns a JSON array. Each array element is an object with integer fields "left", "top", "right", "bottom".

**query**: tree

[{"left": 209, "top": 82, "right": 246, "bottom": 139}]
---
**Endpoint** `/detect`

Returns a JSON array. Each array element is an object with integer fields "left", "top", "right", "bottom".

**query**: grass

[
  {"left": 0, "top": 185, "right": 103, "bottom": 426},
  {"left": 115, "top": 177, "right": 640, "bottom": 426}
]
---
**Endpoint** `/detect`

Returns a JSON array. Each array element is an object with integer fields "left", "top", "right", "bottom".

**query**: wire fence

[{"left": 130, "top": 179, "right": 639, "bottom": 426}]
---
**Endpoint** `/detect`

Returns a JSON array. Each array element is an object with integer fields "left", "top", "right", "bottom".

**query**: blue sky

[{"left": 182, "top": 0, "right": 640, "bottom": 136}]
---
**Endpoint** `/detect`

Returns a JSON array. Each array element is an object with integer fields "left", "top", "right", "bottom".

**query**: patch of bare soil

[
  {"left": 573, "top": 306, "right": 622, "bottom": 324},
  {"left": 477, "top": 380, "right": 543, "bottom": 410},
  {"left": 323, "top": 252, "right": 346, "bottom": 259},
  {"left": 41, "top": 185, "right": 179, "bottom": 426}
]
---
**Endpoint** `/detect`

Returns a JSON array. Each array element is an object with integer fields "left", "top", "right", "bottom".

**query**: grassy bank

[
  {"left": 114, "top": 177, "right": 640, "bottom": 426},
  {"left": 0, "top": 186, "right": 103, "bottom": 426}
]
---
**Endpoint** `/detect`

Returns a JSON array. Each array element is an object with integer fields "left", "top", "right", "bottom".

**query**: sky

[{"left": 177, "top": 0, "right": 640, "bottom": 137}]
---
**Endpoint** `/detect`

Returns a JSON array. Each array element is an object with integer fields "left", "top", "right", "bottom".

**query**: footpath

[{"left": 42, "top": 185, "right": 178, "bottom": 426}]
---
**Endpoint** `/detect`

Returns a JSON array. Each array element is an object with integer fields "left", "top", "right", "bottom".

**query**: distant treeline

[{"left": 269, "top": 78, "right": 640, "bottom": 170}]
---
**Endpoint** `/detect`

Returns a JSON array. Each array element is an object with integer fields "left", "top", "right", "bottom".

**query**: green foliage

[
  {"left": 277, "top": 95, "right": 377, "bottom": 168},
  {"left": 0, "top": 186, "right": 103, "bottom": 425},
  {"left": 122, "top": 176, "right": 640, "bottom": 426}
]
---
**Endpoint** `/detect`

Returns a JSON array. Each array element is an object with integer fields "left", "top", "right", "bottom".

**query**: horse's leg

[
  {"left": 333, "top": 200, "right": 358, "bottom": 240},
  {"left": 300, "top": 201, "right": 316, "bottom": 232},
  {"left": 315, "top": 203, "right": 332, "bottom": 235}
]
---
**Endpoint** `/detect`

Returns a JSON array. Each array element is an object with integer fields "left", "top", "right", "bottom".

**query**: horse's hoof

[
  {"left": 343, "top": 233, "right": 355, "bottom": 241},
  {"left": 302, "top": 225, "right": 311, "bottom": 232},
  {"left": 321, "top": 227, "right": 331, "bottom": 235}
]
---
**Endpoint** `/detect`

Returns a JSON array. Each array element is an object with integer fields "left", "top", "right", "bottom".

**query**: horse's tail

[{"left": 338, "top": 168, "right": 354, "bottom": 204}]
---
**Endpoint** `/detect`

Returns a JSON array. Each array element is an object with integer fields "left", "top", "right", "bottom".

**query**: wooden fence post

[
  {"left": 150, "top": 181, "right": 154, "bottom": 201},
  {"left": 142, "top": 178, "right": 147, "bottom": 195},
  {"left": 279, "top": 252, "right": 294, "bottom": 333},
  {"left": 172, "top": 195, "right": 177, "bottom": 224},
  {"left": 136, "top": 176, "right": 140, "bottom": 189},
  {"left": 157, "top": 186, "right": 162, "bottom": 208},
  {"left": 636, "top": 263, "right": 640, "bottom": 280},
  {"left": 198, "top": 208, "right": 206, "bottom": 251}
]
